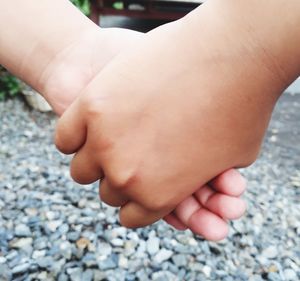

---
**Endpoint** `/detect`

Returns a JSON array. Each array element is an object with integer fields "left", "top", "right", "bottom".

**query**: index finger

[
  {"left": 119, "top": 201, "right": 174, "bottom": 228},
  {"left": 55, "top": 98, "right": 87, "bottom": 155}
]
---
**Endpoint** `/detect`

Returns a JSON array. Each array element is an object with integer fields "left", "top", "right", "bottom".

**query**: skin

[
  {"left": 55, "top": 0, "right": 300, "bottom": 229},
  {"left": 44, "top": 28, "right": 247, "bottom": 240},
  {"left": 0, "top": 0, "right": 246, "bottom": 240}
]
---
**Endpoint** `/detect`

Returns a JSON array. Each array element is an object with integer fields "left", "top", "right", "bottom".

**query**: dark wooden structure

[{"left": 90, "top": 0, "right": 203, "bottom": 24}]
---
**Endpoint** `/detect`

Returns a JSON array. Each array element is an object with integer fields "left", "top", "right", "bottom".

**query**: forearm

[
  {"left": 0, "top": 0, "right": 97, "bottom": 92},
  {"left": 184, "top": 0, "right": 300, "bottom": 98},
  {"left": 217, "top": 0, "right": 300, "bottom": 83}
]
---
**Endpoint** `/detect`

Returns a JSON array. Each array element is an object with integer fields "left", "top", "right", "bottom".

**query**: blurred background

[{"left": 0, "top": 1, "right": 299, "bottom": 281}]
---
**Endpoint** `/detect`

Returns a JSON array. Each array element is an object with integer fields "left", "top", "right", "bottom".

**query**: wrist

[
  {"left": 21, "top": 26, "right": 100, "bottom": 96},
  {"left": 0, "top": 0, "right": 98, "bottom": 93},
  {"left": 36, "top": 26, "right": 105, "bottom": 114}
]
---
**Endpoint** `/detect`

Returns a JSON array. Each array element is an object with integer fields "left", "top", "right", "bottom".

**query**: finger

[
  {"left": 163, "top": 213, "right": 188, "bottom": 230},
  {"left": 171, "top": 192, "right": 230, "bottom": 240},
  {"left": 70, "top": 146, "right": 104, "bottom": 184},
  {"left": 194, "top": 186, "right": 247, "bottom": 220},
  {"left": 55, "top": 98, "right": 87, "bottom": 155},
  {"left": 119, "top": 202, "right": 173, "bottom": 228},
  {"left": 188, "top": 208, "right": 229, "bottom": 241},
  {"left": 99, "top": 178, "right": 129, "bottom": 207},
  {"left": 210, "top": 169, "right": 247, "bottom": 197},
  {"left": 173, "top": 196, "right": 202, "bottom": 225}
]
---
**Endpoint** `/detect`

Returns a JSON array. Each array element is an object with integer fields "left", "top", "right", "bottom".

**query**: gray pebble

[
  {"left": 267, "top": 272, "right": 282, "bottom": 281},
  {"left": 98, "top": 256, "right": 117, "bottom": 270},
  {"left": 59, "top": 241, "right": 72, "bottom": 260},
  {"left": 262, "top": 246, "right": 278, "bottom": 259},
  {"left": 82, "top": 253, "right": 97, "bottom": 268},
  {"left": 152, "top": 270, "right": 178, "bottom": 281},
  {"left": 110, "top": 238, "right": 124, "bottom": 247},
  {"left": 283, "top": 268, "right": 297, "bottom": 280},
  {"left": 58, "top": 273, "right": 69, "bottom": 281},
  {"left": 154, "top": 249, "right": 173, "bottom": 263},
  {"left": 97, "top": 242, "right": 112, "bottom": 256},
  {"left": 67, "top": 267, "right": 82, "bottom": 281},
  {"left": 37, "top": 256, "right": 53, "bottom": 269},
  {"left": 93, "top": 270, "right": 107, "bottom": 281},
  {"left": 12, "top": 262, "right": 30, "bottom": 274},
  {"left": 147, "top": 236, "right": 160, "bottom": 256},
  {"left": 0, "top": 264, "right": 12, "bottom": 280},
  {"left": 15, "top": 224, "right": 31, "bottom": 237},
  {"left": 67, "top": 232, "right": 80, "bottom": 242},
  {"left": 171, "top": 254, "right": 188, "bottom": 267},
  {"left": 10, "top": 238, "right": 32, "bottom": 249},
  {"left": 58, "top": 224, "right": 69, "bottom": 235},
  {"left": 33, "top": 237, "right": 48, "bottom": 250},
  {"left": 82, "top": 269, "right": 94, "bottom": 281}
]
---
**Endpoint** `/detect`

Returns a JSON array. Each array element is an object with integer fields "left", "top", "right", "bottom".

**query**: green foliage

[
  {"left": 70, "top": 0, "right": 90, "bottom": 15},
  {"left": 0, "top": 66, "right": 21, "bottom": 101}
]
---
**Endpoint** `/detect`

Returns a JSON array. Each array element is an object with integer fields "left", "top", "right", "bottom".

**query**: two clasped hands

[{"left": 2, "top": 0, "right": 300, "bottom": 241}]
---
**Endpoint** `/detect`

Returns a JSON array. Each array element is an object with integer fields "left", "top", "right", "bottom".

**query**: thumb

[{"left": 55, "top": 98, "right": 87, "bottom": 154}]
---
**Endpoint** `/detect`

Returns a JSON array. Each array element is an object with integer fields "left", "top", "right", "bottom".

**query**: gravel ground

[{"left": 0, "top": 94, "right": 299, "bottom": 281}]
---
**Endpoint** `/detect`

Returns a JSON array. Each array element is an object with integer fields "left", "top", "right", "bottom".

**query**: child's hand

[
  {"left": 41, "top": 25, "right": 246, "bottom": 239},
  {"left": 55, "top": 9, "right": 276, "bottom": 232}
]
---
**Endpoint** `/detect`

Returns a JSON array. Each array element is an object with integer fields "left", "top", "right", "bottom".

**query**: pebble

[
  {"left": 12, "top": 262, "right": 30, "bottom": 274},
  {"left": 93, "top": 270, "right": 107, "bottom": 281},
  {"left": 82, "top": 269, "right": 94, "bottom": 281},
  {"left": 111, "top": 238, "right": 124, "bottom": 247},
  {"left": 67, "top": 267, "right": 82, "bottom": 281},
  {"left": 82, "top": 253, "right": 97, "bottom": 268},
  {"left": 202, "top": 265, "right": 212, "bottom": 278},
  {"left": 147, "top": 236, "right": 160, "bottom": 255},
  {"left": 283, "top": 268, "right": 297, "bottom": 280},
  {"left": 98, "top": 256, "right": 118, "bottom": 270},
  {"left": 45, "top": 211, "right": 57, "bottom": 221},
  {"left": 34, "top": 237, "right": 48, "bottom": 250},
  {"left": 37, "top": 256, "right": 53, "bottom": 269},
  {"left": 118, "top": 254, "right": 129, "bottom": 268},
  {"left": 59, "top": 241, "right": 72, "bottom": 260},
  {"left": 76, "top": 237, "right": 90, "bottom": 250},
  {"left": 171, "top": 254, "right": 188, "bottom": 267},
  {"left": 15, "top": 224, "right": 31, "bottom": 237},
  {"left": 32, "top": 250, "right": 46, "bottom": 259},
  {"left": 58, "top": 273, "right": 68, "bottom": 281},
  {"left": 0, "top": 264, "right": 12, "bottom": 280},
  {"left": 67, "top": 231, "right": 80, "bottom": 242},
  {"left": 98, "top": 242, "right": 112, "bottom": 256},
  {"left": 58, "top": 224, "right": 69, "bottom": 235},
  {"left": 154, "top": 249, "right": 173, "bottom": 263},
  {"left": 262, "top": 246, "right": 278, "bottom": 259},
  {"left": 152, "top": 270, "right": 178, "bottom": 281},
  {"left": 10, "top": 237, "right": 33, "bottom": 248},
  {"left": 37, "top": 271, "right": 48, "bottom": 280},
  {"left": 46, "top": 220, "right": 63, "bottom": 232},
  {"left": 267, "top": 272, "right": 282, "bottom": 281}
]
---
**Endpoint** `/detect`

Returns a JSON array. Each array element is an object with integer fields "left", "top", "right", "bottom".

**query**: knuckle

[
  {"left": 54, "top": 119, "right": 74, "bottom": 155},
  {"left": 110, "top": 170, "right": 141, "bottom": 190},
  {"left": 119, "top": 215, "right": 137, "bottom": 229},
  {"left": 70, "top": 159, "right": 96, "bottom": 185},
  {"left": 70, "top": 167, "right": 85, "bottom": 184},
  {"left": 80, "top": 94, "right": 104, "bottom": 122}
]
